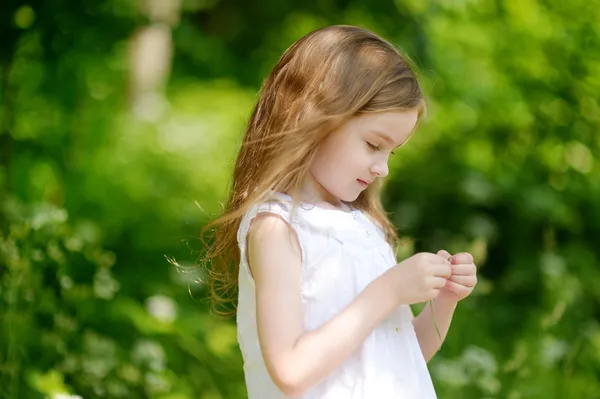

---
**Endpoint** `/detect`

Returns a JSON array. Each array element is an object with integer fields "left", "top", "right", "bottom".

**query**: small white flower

[
  {"left": 93, "top": 268, "right": 120, "bottom": 299},
  {"left": 132, "top": 339, "right": 165, "bottom": 372},
  {"left": 52, "top": 394, "right": 83, "bottom": 399},
  {"left": 146, "top": 295, "right": 177, "bottom": 323}
]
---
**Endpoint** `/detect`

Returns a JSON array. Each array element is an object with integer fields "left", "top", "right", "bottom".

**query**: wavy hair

[{"left": 201, "top": 25, "right": 425, "bottom": 315}]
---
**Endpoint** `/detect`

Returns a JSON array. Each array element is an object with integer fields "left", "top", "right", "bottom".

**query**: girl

[{"left": 203, "top": 25, "right": 478, "bottom": 398}]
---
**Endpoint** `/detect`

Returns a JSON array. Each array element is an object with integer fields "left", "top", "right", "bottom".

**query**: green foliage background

[{"left": 1, "top": 0, "right": 599, "bottom": 398}]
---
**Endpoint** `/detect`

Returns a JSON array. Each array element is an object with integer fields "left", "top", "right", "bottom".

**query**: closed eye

[
  {"left": 367, "top": 142, "right": 380, "bottom": 151},
  {"left": 368, "top": 141, "right": 396, "bottom": 155}
]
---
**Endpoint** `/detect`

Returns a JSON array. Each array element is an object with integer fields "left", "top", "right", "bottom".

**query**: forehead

[{"left": 353, "top": 110, "right": 419, "bottom": 144}]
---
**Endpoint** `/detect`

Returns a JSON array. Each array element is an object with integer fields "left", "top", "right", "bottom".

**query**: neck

[{"left": 295, "top": 174, "right": 348, "bottom": 211}]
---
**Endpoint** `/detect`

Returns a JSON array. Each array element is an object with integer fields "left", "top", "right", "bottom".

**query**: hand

[
  {"left": 388, "top": 253, "right": 452, "bottom": 305},
  {"left": 436, "top": 250, "right": 478, "bottom": 303}
]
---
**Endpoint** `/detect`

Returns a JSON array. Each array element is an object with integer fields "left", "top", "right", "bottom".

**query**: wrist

[
  {"left": 434, "top": 291, "right": 459, "bottom": 310},
  {"left": 379, "top": 267, "right": 405, "bottom": 306}
]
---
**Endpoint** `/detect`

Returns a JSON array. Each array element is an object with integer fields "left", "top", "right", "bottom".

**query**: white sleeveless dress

[{"left": 236, "top": 192, "right": 437, "bottom": 399}]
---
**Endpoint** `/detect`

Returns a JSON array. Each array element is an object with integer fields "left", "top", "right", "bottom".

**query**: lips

[{"left": 357, "top": 179, "right": 369, "bottom": 186}]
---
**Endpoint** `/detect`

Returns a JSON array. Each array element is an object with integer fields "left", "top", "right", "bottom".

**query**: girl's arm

[
  {"left": 248, "top": 213, "right": 401, "bottom": 397},
  {"left": 411, "top": 293, "right": 457, "bottom": 362},
  {"left": 248, "top": 213, "right": 450, "bottom": 397}
]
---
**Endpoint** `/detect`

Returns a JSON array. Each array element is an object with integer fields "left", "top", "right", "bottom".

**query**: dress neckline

[{"left": 271, "top": 191, "right": 359, "bottom": 217}]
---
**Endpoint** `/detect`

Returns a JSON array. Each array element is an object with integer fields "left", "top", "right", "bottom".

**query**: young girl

[{"left": 203, "top": 25, "right": 478, "bottom": 398}]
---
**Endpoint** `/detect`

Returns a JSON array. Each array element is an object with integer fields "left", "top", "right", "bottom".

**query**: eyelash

[
  {"left": 367, "top": 142, "right": 395, "bottom": 155},
  {"left": 366, "top": 142, "right": 379, "bottom": 151}
]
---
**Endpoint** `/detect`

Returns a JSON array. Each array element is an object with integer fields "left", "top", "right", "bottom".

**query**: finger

[
  {"left": 432, "top": 277, "right": 448, "bottom": 289},
  {"left": 449, "top": 274, "right": 478, "bottom": 287},
  {"left": 445, "top": 280, "right": 471, "bottom": 296},
  {"left": 433, "top": 263, "right": 452, "bottom": 278},
  {"left": 426, "top": 253, "right": 451, "bottom": 265},
  {"left": 451, "top": 263, "right": 477, "bottom": 276},
  {"left": 451, "top": 252, "right": 474, "bottom": 264},
  {"left": 437, "top": 249, "right": 451, "bottom": 260}
]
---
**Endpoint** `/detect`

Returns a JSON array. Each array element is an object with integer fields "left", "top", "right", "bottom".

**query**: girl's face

[{"left": 306, "top": 110, "right": 419, "bottom": 205}]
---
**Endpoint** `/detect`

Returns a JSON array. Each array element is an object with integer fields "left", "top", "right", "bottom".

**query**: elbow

[{"left": 270, "top": 365, "right": 310, "bottom": 397}]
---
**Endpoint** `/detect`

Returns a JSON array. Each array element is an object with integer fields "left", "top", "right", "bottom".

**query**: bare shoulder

[
  {"left": 247, "top": 212, "right": 302, "bottom": 280},
  {"left": 248, "top": 212, "right": 292, "bottom": 242}
]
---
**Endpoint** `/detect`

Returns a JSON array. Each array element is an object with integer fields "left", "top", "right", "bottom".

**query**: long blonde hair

[{"left": 201, "top": 25, "right": 425, "bottom": 316}]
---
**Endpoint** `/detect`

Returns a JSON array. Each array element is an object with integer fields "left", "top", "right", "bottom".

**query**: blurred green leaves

[{"left": 1, "top": 0, "right": 599, "bottom": 398}]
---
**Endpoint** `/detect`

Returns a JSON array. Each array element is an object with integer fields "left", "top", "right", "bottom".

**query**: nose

[{"left": 370, "top": 159, "right": 389, "bottom": 178}]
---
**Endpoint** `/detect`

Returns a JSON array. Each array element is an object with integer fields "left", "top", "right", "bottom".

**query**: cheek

[
  {"left": 310, "top": 152, "right": 337, "bottom": 184},
  {"left": 310, "top": 134, "right": 364, "bottom": 186}
]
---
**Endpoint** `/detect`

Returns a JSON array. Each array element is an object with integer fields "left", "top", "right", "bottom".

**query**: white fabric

[{"left": 236, "top": 192, "right": 437, "bottom": 399}]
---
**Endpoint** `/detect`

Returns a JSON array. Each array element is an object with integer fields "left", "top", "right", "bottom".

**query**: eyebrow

[{"left": 371, "top": 130, "right": 406, "bottom": 149}]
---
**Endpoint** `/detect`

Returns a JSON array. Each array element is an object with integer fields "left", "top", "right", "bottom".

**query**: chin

[
  {"left": 339, "top": 190, "right": 361, "bottom": 203},
  {"left": 320, "top": 183, "right": 360, "bottom": 203}
]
